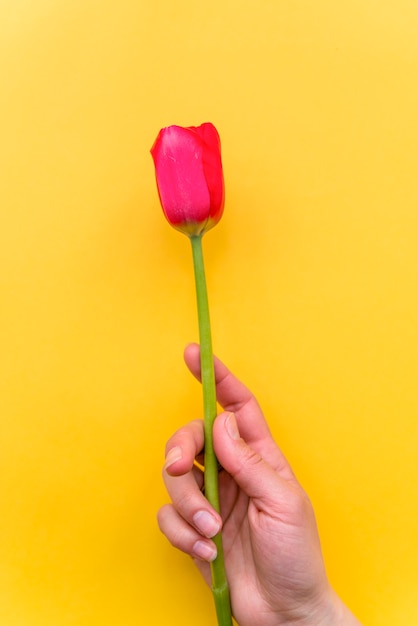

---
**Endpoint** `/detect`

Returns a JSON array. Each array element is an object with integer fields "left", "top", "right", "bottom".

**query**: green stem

[{"left": 190, "top": 234, "right": 233, "bottom": 626}]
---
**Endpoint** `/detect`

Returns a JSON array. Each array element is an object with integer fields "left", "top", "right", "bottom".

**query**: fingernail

[
  {"left": 164, "top": 446, "right": 182, "bottom": 470},
  {"left": 225, "top": 412, "right": 240, "bottom": 440},
  {"left": 192, "top": 540, "right": 217, "bottom": 562},
  {"left": 193, "top": 510, "right": 221, "bottom": 538}
]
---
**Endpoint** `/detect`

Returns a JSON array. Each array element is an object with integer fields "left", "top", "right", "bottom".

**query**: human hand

[{"left": 158, "top": 344, "right": 361, "bottom": 626}]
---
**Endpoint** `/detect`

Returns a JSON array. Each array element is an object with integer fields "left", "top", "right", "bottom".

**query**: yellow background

[{"left": 1, "top": 1, "right": 417, "bottom": 624}]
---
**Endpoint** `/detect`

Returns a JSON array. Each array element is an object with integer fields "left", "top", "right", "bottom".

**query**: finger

[
  {"left": 184, "top": 344, "right": 289, "bottom": 472},
  {"left": 163, "top": 420, "right": 222, "bottom": 536},
  {"left": 164, "top": 419, "right": 204, "bottom": 476},
  {"left": 163, "top": 466, "right": 222, "bottom": 538},
  {"left": 214, "top": 412, "right": 298, "bottom": 505},
  {"left": 157, "top": 504, "right": 218, "bottom": 562},
  {"left": 184, "top": 343, "right": 257, "bottom": 415}
]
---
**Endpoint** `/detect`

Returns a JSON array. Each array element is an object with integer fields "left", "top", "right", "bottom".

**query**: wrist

[{"left": 277, "top": 588, "right": 361, "bottom": 626}]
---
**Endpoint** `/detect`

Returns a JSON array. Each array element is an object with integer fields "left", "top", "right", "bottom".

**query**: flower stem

[{"left": 190, "top": 234, "right": 233, "bottom": 626}]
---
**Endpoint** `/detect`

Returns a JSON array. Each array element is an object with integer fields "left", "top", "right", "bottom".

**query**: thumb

[{"left": 213, "top": 412, "right": 292, "bottom": 510}]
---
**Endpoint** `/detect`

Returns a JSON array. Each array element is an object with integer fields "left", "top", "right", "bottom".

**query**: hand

[{"left": 158, "top": 344, "right": 361, "bottom": 626}]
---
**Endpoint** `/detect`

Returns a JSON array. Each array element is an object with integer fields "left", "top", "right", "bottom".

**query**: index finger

[
  {"left": 164, "top": 418, "right": 205, "bottom": 477},
  {"left": 184, "top": 344, "right": 281, "bottom": 464}
]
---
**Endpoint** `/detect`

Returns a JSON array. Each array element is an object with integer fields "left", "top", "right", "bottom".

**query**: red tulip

[
  {"left": 151, "top": 122, "right": 232, "bottom": 624},
  {"left": 150, "top": 122, "right": 225, "bottom": 237}
]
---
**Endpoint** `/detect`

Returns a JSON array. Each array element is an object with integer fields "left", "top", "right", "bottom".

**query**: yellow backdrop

[{"left": 1, "top": 1, "right": 417, "bottom": 624}]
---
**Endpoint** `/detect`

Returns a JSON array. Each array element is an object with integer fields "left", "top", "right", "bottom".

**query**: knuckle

[
  {"left": 165, "top": 419, "right": 203, "bottom": 456},
  {"left": 233, "top": 445, "right": 264, "bottom": 480},
  {"left": 167, "top": 525, "right": 186, "bottom": 550},
  {"left": 286, "top": 484, "right": 313, "bottom": 518},
  {"left": 176, "top": 489, "right": 198, "bottom": 516},
  {"left": 156, "top": 503, "right": 171, "bottom": 532},
  {"left": 157, "top": 505, "right": 190, "bottom": 552},
  {"left": 242, "top": 446, "right": 264, "bottom": 469}
]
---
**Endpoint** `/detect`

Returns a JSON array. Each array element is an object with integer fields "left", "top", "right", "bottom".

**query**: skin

[{"left": 158, "top": 344, "right": 362, "bottom": 626}]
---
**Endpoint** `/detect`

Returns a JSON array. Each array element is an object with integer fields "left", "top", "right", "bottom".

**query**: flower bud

[{"left": 151, "top": 122, "right": 225, "bottom": 237}]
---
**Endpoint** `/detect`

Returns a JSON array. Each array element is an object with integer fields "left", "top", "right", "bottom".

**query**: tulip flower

[
  {"left": 151, "top": 123, "right": 232, "bottom": 626},
  {"left": 150, "top": 122, "right": 224, "bottom": 237}
]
